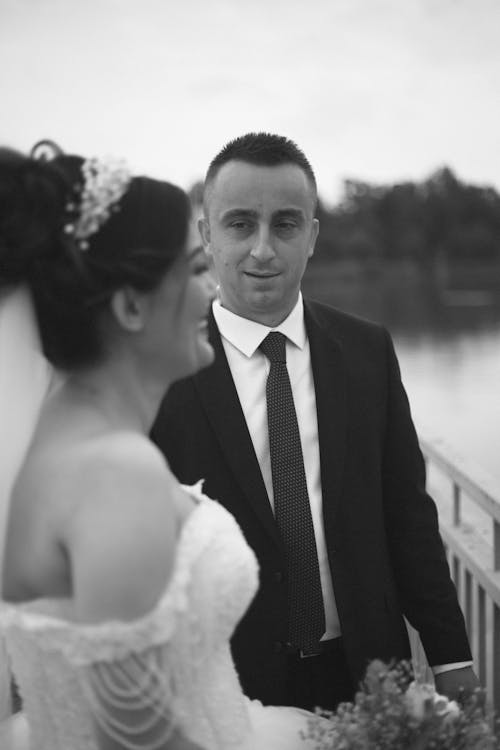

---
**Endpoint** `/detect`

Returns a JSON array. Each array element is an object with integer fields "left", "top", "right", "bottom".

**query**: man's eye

[
  {"left": 229, "top": 221, "right": 250, "bottom": 230},
  {"left": 276, "top": 221, "right": 297, "bottom": 232}
]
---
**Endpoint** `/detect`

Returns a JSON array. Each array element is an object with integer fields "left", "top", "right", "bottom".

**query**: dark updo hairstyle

[{"left": 0, "top": 142, "right": 190, "bottom": 370}]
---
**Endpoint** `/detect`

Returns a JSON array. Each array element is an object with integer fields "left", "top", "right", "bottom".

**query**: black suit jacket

[{"left": 152, "top": 299, "right": 471, "bottom": 704}]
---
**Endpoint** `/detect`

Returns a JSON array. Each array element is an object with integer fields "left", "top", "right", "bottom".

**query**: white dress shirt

[
  {"left": 213, "top": 295, "right": 472, "bottom": 674},
  {"left": 213, "top": 294, "right": 341, "bottom": 640}
]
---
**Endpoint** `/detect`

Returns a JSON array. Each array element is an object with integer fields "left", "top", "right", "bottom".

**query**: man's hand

[{"left": 434, "top": 666, "right": 481, "bottom": 704}]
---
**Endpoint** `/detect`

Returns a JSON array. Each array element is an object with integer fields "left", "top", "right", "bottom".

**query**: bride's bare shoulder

[
  {"left": 55, "top": 431, "right": 173, "bottom": 495},
  {"left": 59, "top": 434, "right": 185, "bottom": 623},
  {"left": 5, "top": 432, "right": 182, "bottom": 614}
]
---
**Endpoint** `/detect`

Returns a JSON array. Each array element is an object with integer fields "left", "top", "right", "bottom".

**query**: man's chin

[{"left": 245, "top": 295, "right": 292, "bottom": 327}]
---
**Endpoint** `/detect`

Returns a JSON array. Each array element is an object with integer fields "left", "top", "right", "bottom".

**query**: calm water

[{"left": 302, "top": 260, "right": 500, "bottom": 487}]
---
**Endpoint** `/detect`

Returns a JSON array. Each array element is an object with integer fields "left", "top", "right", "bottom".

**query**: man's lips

[{"left": 244, "top": 270, "right": 280, "bottom": 278}]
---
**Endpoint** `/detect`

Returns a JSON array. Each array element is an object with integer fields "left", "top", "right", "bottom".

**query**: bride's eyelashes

[
  {"left": 193, "top": 263, "right": 209, "bottom": 275},
  {"left": 191, "top": 258, "right": 210, "bottom": 276}
]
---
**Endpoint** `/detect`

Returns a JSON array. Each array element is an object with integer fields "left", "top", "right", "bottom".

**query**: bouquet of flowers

[{"left": 306, "top": 660, "right": 498, "bottom": 749}]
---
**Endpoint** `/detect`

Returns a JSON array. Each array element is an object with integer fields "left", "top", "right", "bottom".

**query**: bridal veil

[{"left": 0, "top": 287, "right": 53, "bottom": 719}]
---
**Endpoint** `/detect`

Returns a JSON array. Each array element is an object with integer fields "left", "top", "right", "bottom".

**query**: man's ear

[
  {"left": 110, "top": 287, "right": 147, "bottom": 332},
  {"left": 308, "top": 218, "right": 319, "bottom": 259},
  {"left": 198, "top": 217, "right": 211, "bottom": 255}
]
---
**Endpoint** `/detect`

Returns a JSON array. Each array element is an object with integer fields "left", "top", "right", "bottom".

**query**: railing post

[
  {"left": 453, "top": 482, "right": 461, "bottom": 526},
  {"left": 464, "top": 569, "right": 472, "bottom": 637},
  {"left": 494, "top": 519, "right": 500, "bottom": 572},
  {"left": 476, "top": 584, "right": 486, "bottom": 684},
  {"left": 420, "top": 437, "right": 500, "bottom": 716},
  {"left": 494, "top": 603, "right": 500, "bottom": 717}
]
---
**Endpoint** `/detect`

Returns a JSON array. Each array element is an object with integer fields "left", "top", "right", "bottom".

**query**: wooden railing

[{"left": 409, "top": 437, "right": 500, "bottom": 714}]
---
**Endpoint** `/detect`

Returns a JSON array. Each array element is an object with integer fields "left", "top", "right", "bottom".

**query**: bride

[{"left": 0, "top": 144, "right": 321, "bottom": 749}]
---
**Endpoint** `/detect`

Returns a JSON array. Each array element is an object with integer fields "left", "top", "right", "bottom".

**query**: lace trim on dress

[
  {"left": 1, "top": 491, "right": 217, "bottom": 664},
  {"left": 79, "top": 647, "right": 179, "bottom": 750}
]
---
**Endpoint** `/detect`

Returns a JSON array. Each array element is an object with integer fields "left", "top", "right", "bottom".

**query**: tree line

[{"left": 314, "top": 167, "right": 500, "bottom": 264}]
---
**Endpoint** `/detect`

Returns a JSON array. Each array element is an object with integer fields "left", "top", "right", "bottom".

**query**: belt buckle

[{"left": 299, "top": 645, "right": 321, "bottom": 659}]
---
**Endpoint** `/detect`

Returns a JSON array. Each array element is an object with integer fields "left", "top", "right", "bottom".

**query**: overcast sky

[{"left": 2, "top": 0, "right": 499, "bottom": 204}]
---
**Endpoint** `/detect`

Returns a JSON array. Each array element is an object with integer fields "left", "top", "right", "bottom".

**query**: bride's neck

[{"left": 63, "top": 358, "right": 170, "bottom": 434}]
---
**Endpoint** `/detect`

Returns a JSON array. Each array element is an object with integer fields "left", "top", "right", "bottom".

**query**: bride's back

[
  {"left": 2, "top": 384, "right": 191, "bottom": 622},
  {"left": 3, "top": 388, "right": 105, "bottom": 601}
]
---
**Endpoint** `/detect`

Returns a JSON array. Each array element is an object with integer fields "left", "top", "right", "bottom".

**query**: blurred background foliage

[{"left": 313, "top": 167, "right": 500, "bottom": 264}]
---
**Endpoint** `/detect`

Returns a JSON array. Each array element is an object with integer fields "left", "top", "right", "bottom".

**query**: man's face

[{"left": 200, "top": 161, "right": 319, "bottom": 327}]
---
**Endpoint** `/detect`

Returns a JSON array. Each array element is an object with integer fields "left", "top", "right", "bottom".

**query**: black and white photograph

[{"left": 1, "top": 1, "right": 499, "bottom": 748}]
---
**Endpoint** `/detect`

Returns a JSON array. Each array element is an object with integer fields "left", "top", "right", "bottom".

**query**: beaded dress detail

[{"left": 0, "top": 486, "right": 315, "bottom": 750}]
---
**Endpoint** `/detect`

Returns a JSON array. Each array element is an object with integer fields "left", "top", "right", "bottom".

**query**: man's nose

[{"left": 250, "top": 229, "right": 275, "bottom": 262}]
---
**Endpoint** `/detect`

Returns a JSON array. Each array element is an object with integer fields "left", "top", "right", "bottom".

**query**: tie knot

[{"left": 260, "top": 332, "right": 287, "bottom": 363}]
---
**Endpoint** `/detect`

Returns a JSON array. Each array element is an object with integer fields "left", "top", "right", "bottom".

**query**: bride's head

[{"left": 0, "top": 142, "right": 215, "bottom": 381}]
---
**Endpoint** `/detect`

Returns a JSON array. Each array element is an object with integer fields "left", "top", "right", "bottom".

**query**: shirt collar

[{"left": 213, "top": 294, "right": 306, "bottom": 357}]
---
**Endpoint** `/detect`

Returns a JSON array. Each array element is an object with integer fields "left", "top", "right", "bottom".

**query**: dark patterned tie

[{"left": 260, "top": 332, "right": 325, "bottom": 652}]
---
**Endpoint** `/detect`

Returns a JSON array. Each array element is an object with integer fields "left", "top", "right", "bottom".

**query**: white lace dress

[{"left": 0, "top": 486, "right": 318, "bottom": 750}]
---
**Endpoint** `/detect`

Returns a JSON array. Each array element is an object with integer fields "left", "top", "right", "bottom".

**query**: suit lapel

[
  {"left": 304, "top": 302, "right": 347, "bottom": 535},
  {"left": 193, "top": 312, "right": 283, "bottom": 549}
]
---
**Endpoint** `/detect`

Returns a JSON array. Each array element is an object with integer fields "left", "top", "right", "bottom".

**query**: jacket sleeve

[{"left": 380, "top": 329, "right": 472, "bottom": 666}]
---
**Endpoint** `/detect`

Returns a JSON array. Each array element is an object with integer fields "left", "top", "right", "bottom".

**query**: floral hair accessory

[{"left": 64, "top": 157, "right": 132, "bottom": 251}]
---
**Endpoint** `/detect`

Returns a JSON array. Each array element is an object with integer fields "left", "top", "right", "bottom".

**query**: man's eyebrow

[
  {"left": 220, "top": 208, "right": 259, "bottom": 221},
  {"left": 220, "top": 208, "right": 306, "bottom": 222},
  {"left": 273, "top": 208, "right": 305, "bottom": 220}
]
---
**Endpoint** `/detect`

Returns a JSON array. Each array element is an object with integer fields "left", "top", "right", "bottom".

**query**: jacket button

[
  {"left": 273, "top": 641, "right": 285, "bottom": 654},
  {"left": 273, "top": 571, "right": 284, "bottom": 583}
]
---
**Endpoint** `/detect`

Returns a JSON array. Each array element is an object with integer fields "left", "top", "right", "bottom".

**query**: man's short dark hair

[{"left": 204, "top": 132, "right": 317, "bottom": 209}]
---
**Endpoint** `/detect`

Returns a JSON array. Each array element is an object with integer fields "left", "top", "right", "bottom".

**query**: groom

[{"left": 152, "top": 132, "right": 477, "bottom": 710}]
